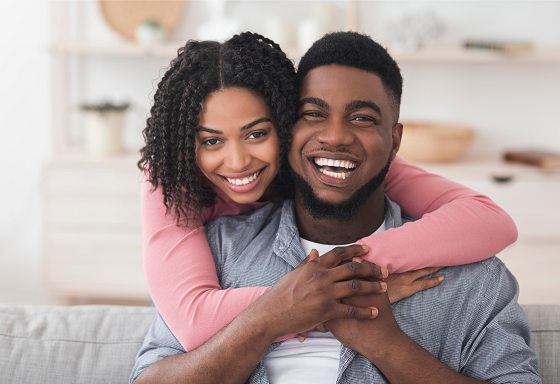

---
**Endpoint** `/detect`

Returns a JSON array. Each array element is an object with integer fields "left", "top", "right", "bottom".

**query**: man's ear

[{"left": 391, "top": 123, "right": 403, "bottom": 160}]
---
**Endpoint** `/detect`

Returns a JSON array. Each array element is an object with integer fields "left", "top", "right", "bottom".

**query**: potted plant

[{"left": 80, "top": 101, "right": 129, "bottom": 155}]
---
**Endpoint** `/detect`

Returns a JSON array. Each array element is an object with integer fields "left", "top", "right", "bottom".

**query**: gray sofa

[{"left": 1, "top": 304, "right": 558, "bottom": 383}]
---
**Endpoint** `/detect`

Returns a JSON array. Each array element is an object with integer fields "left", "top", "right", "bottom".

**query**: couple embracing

[{"left": 131, "top": 31, "right": 540, "bottom": 384}]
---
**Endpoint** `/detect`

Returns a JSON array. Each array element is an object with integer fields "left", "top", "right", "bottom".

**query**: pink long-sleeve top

[{"left": 142, "top": 154, "right": 518, "bottom": 352}]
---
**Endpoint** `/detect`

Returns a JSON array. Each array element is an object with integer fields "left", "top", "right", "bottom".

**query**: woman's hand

[{"left": 385, "top": 267, "right": 444, "bottom": 304}]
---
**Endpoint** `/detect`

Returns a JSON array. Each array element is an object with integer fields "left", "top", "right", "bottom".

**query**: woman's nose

[{"left": 224, "top": 142, "right": 251, "bottom": 171}]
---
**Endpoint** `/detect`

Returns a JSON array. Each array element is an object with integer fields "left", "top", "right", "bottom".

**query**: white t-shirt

[{"left": 262, "top": 221, "right": 387, "bottom": 383}]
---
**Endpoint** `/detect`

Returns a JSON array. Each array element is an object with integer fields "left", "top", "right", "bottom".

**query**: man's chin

[{"left": 288, "top": 155, "right": 392, "bottom": 222}]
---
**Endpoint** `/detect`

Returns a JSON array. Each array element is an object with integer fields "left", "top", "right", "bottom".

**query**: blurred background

[{"left": 0, "top": 0, "right": 559, "bottom": 307}]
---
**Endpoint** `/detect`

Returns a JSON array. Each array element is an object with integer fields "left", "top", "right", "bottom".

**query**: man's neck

[{"left": 294, "top": 189, "right": 386, "bottom": 245}]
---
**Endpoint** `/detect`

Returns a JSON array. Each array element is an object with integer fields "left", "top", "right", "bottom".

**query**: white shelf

[
  {"left": 391, "top": 47, "right": 560, "bottom": 64},
  {"left": 51, "top": 42, "right": 560, "bottom": 64},
  {"left": 50, "top": 42, "right": 183, "bottom": 58}
]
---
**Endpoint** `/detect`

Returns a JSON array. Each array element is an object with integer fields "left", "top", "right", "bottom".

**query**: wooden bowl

[
  {"left": 398, "top": 122, "right": 475, "bottom": 163},
  {"left": 100, "top": 0, "right": 185, "bottom": 41}
]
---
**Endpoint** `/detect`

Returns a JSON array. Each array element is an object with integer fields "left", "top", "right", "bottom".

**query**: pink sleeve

[
  {"left": 142, "top": 175, "right": 296, "bottom": 351},
  {"left": 356, "top": 155, "right": 518, "bottom": 273}
]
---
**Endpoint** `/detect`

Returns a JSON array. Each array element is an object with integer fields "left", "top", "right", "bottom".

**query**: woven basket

[
  {"left": 398, "top": 122, "right": 475, "bottom": 163},
  {"left": 100, "top": 0, "right": 185, "bottom": 41}
]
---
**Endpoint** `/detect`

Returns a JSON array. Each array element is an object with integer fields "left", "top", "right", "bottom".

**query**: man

[{"left": 131, "top": 32, "right": 540, "bottom": 384}]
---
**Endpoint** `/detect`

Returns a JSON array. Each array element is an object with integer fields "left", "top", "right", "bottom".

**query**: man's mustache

[{"left": 302, "top": 146, "right": 358, "bottom": 157}]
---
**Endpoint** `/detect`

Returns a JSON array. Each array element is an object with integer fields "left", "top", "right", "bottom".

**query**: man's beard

[{"left": 289, "top": 154, "right": 393, "bottom": 222}]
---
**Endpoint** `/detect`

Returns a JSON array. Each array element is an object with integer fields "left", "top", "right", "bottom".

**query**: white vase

[
  {"left": 135, "top": 22, "right": 166, "bottom": 45},
  {"left": 83, "top": 111, "right": 125, "bottom": 155}
]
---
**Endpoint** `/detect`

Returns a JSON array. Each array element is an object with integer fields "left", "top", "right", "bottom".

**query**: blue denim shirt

[{"left": 131, "top": 198, "right": 541, "bottom": 384}]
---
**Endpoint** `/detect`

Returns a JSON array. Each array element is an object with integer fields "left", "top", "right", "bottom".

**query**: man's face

[{"left": 288, "top": 64, "right": 402, "bottom": 211}]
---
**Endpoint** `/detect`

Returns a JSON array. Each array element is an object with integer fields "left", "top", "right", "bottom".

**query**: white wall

[
  {"left": 1, "top": 0, "right": 560, "bottom": 303},
  {"left": 0, "top": 0, "right": 51, "bottom": 303}
]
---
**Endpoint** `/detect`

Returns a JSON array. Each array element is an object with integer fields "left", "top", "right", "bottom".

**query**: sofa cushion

[
  {"left": 0, "top": 304, "right": 155, "bottom": 384},
  {"left": 522, "top": 304, "right": 560, "bottom": 384},
  {"left": 1, "top": 304, "right": 559, "bottom": 383}
]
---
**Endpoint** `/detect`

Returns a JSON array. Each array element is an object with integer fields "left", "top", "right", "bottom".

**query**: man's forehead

[{"left": 298, "top": 64, "right": 390, "bottom": 106}]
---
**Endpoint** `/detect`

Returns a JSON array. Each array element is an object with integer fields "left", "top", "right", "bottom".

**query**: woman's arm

[
  {"left": 357, "top": 154, "right": 518, "bottom": 272},
  {"left": 142, "top": 176, "right": 281, "bottom": 352}
]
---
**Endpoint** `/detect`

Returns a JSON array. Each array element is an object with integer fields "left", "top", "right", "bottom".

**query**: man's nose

[
  {"left": 315, "top": 119, "right": 355, "bottom": 147},
  {"left": 224, "top": 142, "right": 251, "bottom": 171}
]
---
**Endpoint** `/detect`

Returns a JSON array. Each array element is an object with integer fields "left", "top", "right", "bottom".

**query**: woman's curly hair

[{"left": 138, "top": 32, "right": 298, "bottom": 227}]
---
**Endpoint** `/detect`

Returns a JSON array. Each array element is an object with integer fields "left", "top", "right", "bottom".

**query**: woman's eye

[
  {"left": 302, "top": 111, "right": 322, "bottom": 118},
  {"left": 202, "top": 138, "right": 221, "bottom": 146},
  {"left": 248, "top": 131, "right": 267, "bottom": 139}
]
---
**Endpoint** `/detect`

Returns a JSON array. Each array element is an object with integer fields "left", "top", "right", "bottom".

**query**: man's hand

[
  {"left": 325, "top": 274, "right": 488, "bottom": 384},
  {"left": 324, "top": 289, "right": 400, "bottom": 353},
  {"left": 250, "top": 244, "right": 389, "bottom": 339}
]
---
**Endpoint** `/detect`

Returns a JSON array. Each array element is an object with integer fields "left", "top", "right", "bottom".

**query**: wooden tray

[{"left": 100, "top": 0, "right": 185, "bottom": 41}]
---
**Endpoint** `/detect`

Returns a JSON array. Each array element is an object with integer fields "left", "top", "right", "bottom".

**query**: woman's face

[{"left": 195, "top": 87, "right": 280, "bottom": 204}]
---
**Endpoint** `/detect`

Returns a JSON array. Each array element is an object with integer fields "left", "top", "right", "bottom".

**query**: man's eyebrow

[
  {"left": 240, "top": 117, "right": 272, "bottom": 132},
  {"left": 345, "top": 100, "right": 382, "bottom": 115},
  {"left": 298, "top": 97, "right": 329, "bottom": 110}
]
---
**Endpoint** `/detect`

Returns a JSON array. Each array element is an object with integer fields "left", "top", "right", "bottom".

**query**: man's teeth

[
  {"left": 314, "top": 157, "right": 357, "bottom": 169},
  {"left": 225, "top": 170, "right": 261, "bottom": 186},
  {"left": 319, "top": 168, "right": 352, "bottom": 179}
]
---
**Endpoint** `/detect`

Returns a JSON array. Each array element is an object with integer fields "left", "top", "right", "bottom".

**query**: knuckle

[
  {"left": 346, "top": 261, "right": 361, "bottom": 272},
  {"left": 333, "top": 247, "right": 346, "bottom": 254},
  {"left": 346, "top": 306, "right": 359, "bottom": 318},
  {"left": 349, "top": 279, "right": 361, "bottom": 292},
  {"left": 312, "top": 270, "right": 327, "bottom": 281}
]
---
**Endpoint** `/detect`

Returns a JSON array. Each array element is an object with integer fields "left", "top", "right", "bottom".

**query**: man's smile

[
  {"left": 313, "top": 157, "right": 357, "bottom": 180},
  {"left": 306, "top": 152, "right": 362, "bottom": 187}
]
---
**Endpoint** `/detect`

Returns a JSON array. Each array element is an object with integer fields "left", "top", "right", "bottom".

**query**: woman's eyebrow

[
  {"left": 240, "top": 117, "right": 272, "bottom": 131},
  {"left": 298, "top": 97, "right": 329, "bottom": 110},
  {"left": 345, "top": 100, "right": 381, "bottom": 115},
  {"left": 195, "top": 126, "right": 222, "bottom": 134}
]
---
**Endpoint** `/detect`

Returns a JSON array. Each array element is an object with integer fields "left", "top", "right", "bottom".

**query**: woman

[{"left": 138, "top": 32, "right": 517, "bottom": 351}]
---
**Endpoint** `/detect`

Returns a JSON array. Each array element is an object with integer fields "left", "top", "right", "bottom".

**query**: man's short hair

[{"left": 296, "top": 31, "right": 403, "bottom": 117}]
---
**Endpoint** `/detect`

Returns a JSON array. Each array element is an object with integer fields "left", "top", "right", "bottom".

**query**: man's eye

[
  {"left": 351, "top": 115, "right": 376, "bottom": 125},
  {"left": 202, "top": 138, "right": 221, "bottom": 146},
  {"left": 248, "top": 131, "right": 267, "bottom": 139}
]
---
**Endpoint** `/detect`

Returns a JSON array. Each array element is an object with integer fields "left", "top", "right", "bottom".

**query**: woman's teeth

[{"left": 225, "top": 170, "right": 261, "bottom": 186}]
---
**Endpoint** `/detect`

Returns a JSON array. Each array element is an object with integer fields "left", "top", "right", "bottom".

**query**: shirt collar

[{"left": 272, "top": 196, "right": 403, "bottom": 269}]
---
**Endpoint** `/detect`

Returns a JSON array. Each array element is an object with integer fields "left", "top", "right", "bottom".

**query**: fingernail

[
  {"left": 361, "top": 245, "right": 369, "bottom": 252},
  {"left": 381, "top": 267, "right": 389, "bottom": 278},
  {"left": 438, "top": 276, "right": 444, "bottom": 282},
  {"left": 298, "top": 336, "right": 305, "bottom": 343},
  {"left": 380, "top": 282, "right": 387, "bottom": 290},
  {"left": 370, "top": 307, "right": 378, "bottom": 318},
  {"left": 352, "top": 257, "right": 363, "bottom": 263}
]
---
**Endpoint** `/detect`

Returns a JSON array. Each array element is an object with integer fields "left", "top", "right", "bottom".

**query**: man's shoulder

[
  {"left": 440, "top": 256, "right": 514, "bottom": 297},
  {"left": 205, "top": 199, "right": 295, "bottom": 260},
  {"left": 206, "top": 199, "right": 288, "bottom": 232}
]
